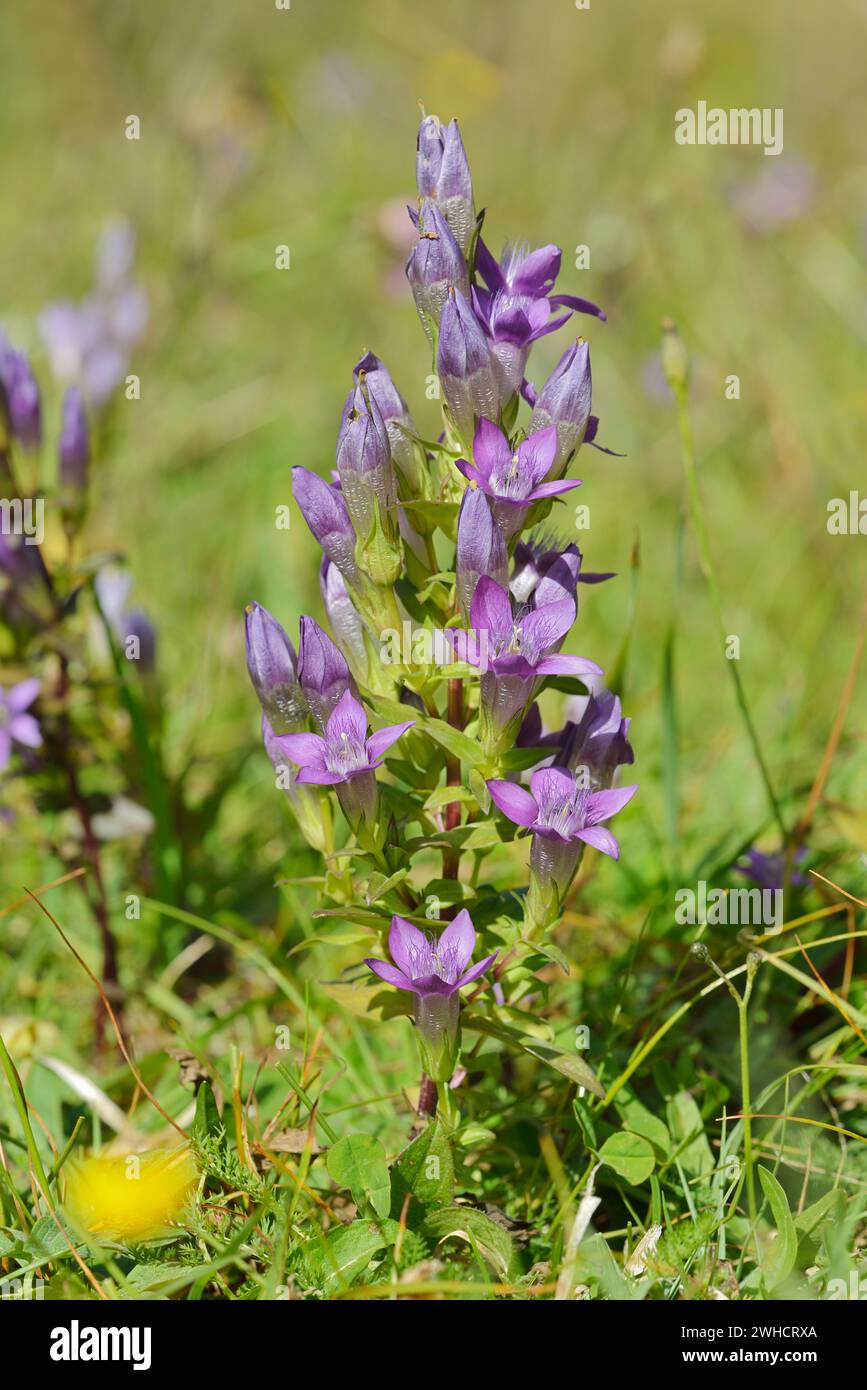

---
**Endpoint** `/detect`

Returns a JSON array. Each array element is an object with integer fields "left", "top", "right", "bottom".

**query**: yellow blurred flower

[{"left": 64, "top": 1147, "right": 198, "bottom": 1242}]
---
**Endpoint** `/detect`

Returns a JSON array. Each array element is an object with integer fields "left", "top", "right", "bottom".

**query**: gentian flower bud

[
  {"left": 245, "top": 601, "right": 307, "bottom": 733},
  {"left": 122, "top": 608, "right": 157, "bottom": 674},
  {"left": 320, "top": 558, "right": 369, "bottom": 684},
  {"left": 58, "top": 387, "right": 89, "bottom": 529},
  {"left": 406, "top": 202, "right": 469, "bottom": 343},
  {"left": 416, "top": 114, "right": 475, "bottom": 255},
  {"left": 336, "top": 383, "right": 403, "bottom": 586},
  {"left": 455, "top": 487, "right": 508, "bottom": 623},
  {"left": 0, "top": 336, "right": 41, "bottom": 449},
  {"left": 298, "top": 614, "right": 355, "bottom": 730},
  {"left": 352, "top": 351, "right": 430, "bottom": 504},
  {"left": 436, "top": 289, "right": 500, "bottom": 446},
  {"left": 529, "top": 339, "right": 592, "bottom": 477},
  {"left": 292, "top": 465, "right": 360, "bottom": 588}
]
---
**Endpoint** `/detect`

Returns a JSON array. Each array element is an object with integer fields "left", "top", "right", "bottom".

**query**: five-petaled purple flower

[
  {"left": 488, "top": 766, "right": 638, "bottom": 861},
  {"left": 446, "top": 575, "right": 601, "bottom": 747},
  {"left": 365, "top": 910, "right": 496, "bottom": 1081},
  {"left": 0, "top": 679, "right": 42, "bottom": 769},
  {"left": 456, "top": 419, "right": 581, "bottom": 540},
  {"left": 474, "top": 241, "right": 604, "bottom": 397},
  {"left": 276, "top": 688, "right": 413, "bottom": 788}
]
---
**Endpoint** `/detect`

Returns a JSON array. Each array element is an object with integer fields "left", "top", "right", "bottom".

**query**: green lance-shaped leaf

[{"left": 757, "top": 1165, "right": 799, "bottom": 1291}]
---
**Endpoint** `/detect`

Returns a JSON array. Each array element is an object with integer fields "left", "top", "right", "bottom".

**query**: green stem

[
  {"left": 737, "top": 997, "right": 757, "bottom": 1227},
  {"left": 436, "top": 1081, "right": 460, "bottom": 1130}
]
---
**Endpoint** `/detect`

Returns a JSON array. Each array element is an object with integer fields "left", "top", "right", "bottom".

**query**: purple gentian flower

[
  {"left": 445, "top": 575, "right": 601, "bottom": 748},
  {"left": 365, "top": 910, "right": 497, "bottom": 1082},
  {"left": 297, "top": 614, "right": 354, "bottom": 729},
  {"left": 528, "top": 339, "right": 593, "bottom": 477},
  {"left": 488, "top": 767, "right": 638, "bottom": 859},
  {"left": 58, "top": 386, "right": 90, "bottom": 495},
  {"left": 474, "top": 241, "right": 604, "bottom": 396},
  {"left": 0, "top": 336, "right": 41, "bottom": 449},
  {"left": 455, "top": 487, "right": 508, "bottom": 623},
  {"left": 510, "top": 535, "right": 614, "bottom": 605},
  {"left": 245, "top": 602, "right": 306, "bottom": 732},
  {"left": 406, "top": 201, "right": 469, "bottom": 342},
  {"left": 554, "top": 688, "right": 634, "bottom": 789},
  {"left": 276, "top": 689, "right": 413, "bottom": 832},
  {"left": 277, "top": 689, "right": 412, "bottom": 786},
  {"left": 436, "top": 288, "right": 500, "bottom": 445},
  {"left": 292, "top": 465, "right": 360, "bottom": 588},
  {"left": 736, "top": 847, "right": 807, "bottom": 893},
  {"left": 337, "top": 383, "right": 394, "bottom": 527},
  {"left": 0, "top": 679, "right": 42, "bottom": 768},
  {"left": 456, "top": 419, "right": 581, "bottom": 540},
  {"left": 416, "top": 114, "right": 475, "bottom": 254},
  {"left": 488, "top": 767, "right": 637, "bottom": 930}
]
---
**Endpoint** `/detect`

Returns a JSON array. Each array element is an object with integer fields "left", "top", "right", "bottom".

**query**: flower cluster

[
  {"left": 1, "top": 265, "right": 166, "bottom": 1035},
  {"left": 247, "top": 114, "right": 638, "bottom": 1119}
]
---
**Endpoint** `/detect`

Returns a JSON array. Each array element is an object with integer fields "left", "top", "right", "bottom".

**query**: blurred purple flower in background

[
  {"left": 38, "top": 220, "right": 148, "bottom": 410},
  {"left": 737, "top": 846, "right": 808, "bottom": 893},
  {"left": 94, "top": 565, "right": 157, "bottom": 674},
  {"left": 0, "top": 679, "right": 42, "bottom": 768},
  {"left": 58, "top": 386, "right": 90, "bottom": 495},
  {"left": 729, "top": 158, "right": 816, "bottom": 235},
  {"left": 0, "top": 335, "right": 42, "bottom": 449}
]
